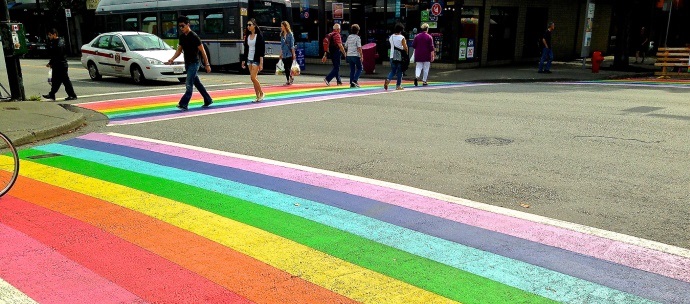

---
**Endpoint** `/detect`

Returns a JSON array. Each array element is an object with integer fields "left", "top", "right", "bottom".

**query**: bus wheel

[
  {"left": 131, "top": 65, "right": 146, "bottom": 85},
  {"left": 88, "top": 62, "right": 102, "bottom": 80}
]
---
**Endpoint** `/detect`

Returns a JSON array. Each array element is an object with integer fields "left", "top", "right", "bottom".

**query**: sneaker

[
  {"left": 384, "top": 79, "right": 390, "bottom": 90},
  {"left": 324, "top": 78, "right": 330, "bottom": 86},
  {"left": 414, "top": 78, "right": 418, "bottom": 87},
  {"left": 201, "top": 100, "right": 213, "bottom": 108},
  {"left": 336, "top": 82, "right": 343, "bottom": 86},
  {"left": 42, "top": 94, "right": 55, "bottom": 100},
  {"left": 350, "top": 83, "right": 356, "bottom": 88},
  {"left": 176, "top": 105, "right": 188, "bottom": 111},
  {"left": 396, "top": 86, "right": 404, "bottom": 90},
  {"left": 65, "top": 96, "right": 78, "bottom": 101},
  {"left": 353, "top": 82, "right": 360, "bottom": 88},
  {"left": 422, "top": 82, "right": 428, "bottom": 86},
  {"left": 257, "top": 92, "right": 264, "bottom": 102}
]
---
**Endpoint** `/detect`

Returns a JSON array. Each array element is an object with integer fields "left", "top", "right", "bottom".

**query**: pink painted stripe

[
  {"left": 0, "top": 195, "right": 250, "bottom": 303},
  {"left": 84, "top": 133, "right": 690, "bottom": 283},
  {"left": 0, "top": 208, "right": 144, "bottom": 304}
]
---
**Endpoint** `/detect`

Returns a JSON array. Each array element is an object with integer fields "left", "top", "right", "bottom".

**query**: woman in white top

[
  {"left": 344, "top": 24, "right": 364, "bottom": 88},
  {"left": 242, "top": 18, "right": 265, "bottom": 102},
  {"left": 385, "top": 23, "right": 408, "bottom": 90}
]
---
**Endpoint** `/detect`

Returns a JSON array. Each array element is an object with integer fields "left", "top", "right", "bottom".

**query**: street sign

[
  {"left": 65, "top": 9, "right": 72, "bottom": 18},
  {"left": 431, "top": 3, "right": 442, "bottom": 16}
]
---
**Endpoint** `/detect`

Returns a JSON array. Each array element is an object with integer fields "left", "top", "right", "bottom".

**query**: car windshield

[{"left": 122, "top": 34, "right": 173, "bottom": 51}]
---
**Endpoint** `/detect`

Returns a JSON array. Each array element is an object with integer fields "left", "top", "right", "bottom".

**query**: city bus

[{"left": 94, "top": 0, "right": 293, "bottom": 68}]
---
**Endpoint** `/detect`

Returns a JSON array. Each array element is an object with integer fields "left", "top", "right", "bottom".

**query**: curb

[{"left": 10, "top": 104, "right": 86, "bottom": 147}]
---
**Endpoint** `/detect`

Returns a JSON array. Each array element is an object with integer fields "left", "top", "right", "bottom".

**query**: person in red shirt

[{"left": 322, "top": 24, "right": 346, "bottom": 86}]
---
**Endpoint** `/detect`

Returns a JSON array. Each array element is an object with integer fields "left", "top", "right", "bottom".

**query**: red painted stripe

[
  {"left": 0, "top": 214, "right": 144, "bottom": 303},
  {"left": 0, "top": 196, "right": 250, "bottom": 303},
  {"left": 81, "top": 49, "right": 113, "bottom": 59}
]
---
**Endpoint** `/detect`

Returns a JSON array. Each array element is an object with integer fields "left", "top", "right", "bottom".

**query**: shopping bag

[
  {"left": 48, "top": 68, "right": 52, "bottom": 85},
  {"left": 275, "top": 60, "right": 285, "bottom": 75},
  {"left": 290, "top": 61, "right": 301, "bottom": 77},
  {"left": 409, "top": 50, "right": 415, "bottom": 63}
]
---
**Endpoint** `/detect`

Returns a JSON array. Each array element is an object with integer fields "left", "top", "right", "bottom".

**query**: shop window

[
  {"left": 459, "top": 6, "right": 481, "bottom": 62},
  {"left": 488, "top": 7, "right": 518, "bottom": 61}
]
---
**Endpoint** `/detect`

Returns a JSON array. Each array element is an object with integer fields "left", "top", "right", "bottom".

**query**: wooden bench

[{"left": 654, "top": 47, "right": 690, "bottom": 78}]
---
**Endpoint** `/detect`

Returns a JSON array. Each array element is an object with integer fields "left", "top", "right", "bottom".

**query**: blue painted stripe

[
  {"left": 37, "top": 142, "right": 651, "bottom": 303},
  {"left": 56, "top": 138, "right": 689, "bottom": 303}
]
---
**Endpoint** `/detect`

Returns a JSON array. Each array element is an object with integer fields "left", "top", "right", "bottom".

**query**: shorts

[{"left": 247, "top": 60, "right": 259, "bottom": 66}]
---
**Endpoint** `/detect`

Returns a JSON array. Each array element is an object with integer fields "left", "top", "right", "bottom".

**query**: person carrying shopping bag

[
  {"left": 384, "top": 23, "right": 408, "bottom": 91},
  {"left": 280, "top": 21, "right": 296, "bottom": 85}
]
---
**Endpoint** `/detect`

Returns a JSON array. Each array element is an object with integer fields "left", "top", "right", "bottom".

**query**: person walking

[
  {"left": 385, "top": 23, "right": 408, "bottom": 90},
  {"left": 279, "top": 21, "right": 296, "bottom": 85},
  {"left": 635, "top": 27, "right": 649, "bottom": 64},
  {"left": 43, "top": 28, "right": 77, "bottom": 101},
  {"left": 242, "top": 18, "right": 266, "bottom": 102},
  {"left": 538, "top": 22, "right": 555, "bottom": 74},
  {"left": 167, "top": 15, "right": 213, "bottom": 110},
  {"left": 322, "top": 24, "right": 346, "bottom": 86},
  {"left": 344, "top": 24, "right": 363, "bottom": 88},
  {"left": 412, "top": 23, "right": 434, "bottom": 86}
]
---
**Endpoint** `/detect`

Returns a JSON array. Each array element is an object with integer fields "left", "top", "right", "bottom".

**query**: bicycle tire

[{"left": 0, "top": 132, "right": 19, "bottom": 197}]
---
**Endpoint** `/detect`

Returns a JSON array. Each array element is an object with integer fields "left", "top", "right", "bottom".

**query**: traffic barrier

[{"left": 654, "top": 47, "right": 690, "bottom": 78}]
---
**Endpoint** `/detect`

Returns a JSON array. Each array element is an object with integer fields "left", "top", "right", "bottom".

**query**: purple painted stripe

[{"left": 83, "top": 133, "right": 690, "bottom": 284}]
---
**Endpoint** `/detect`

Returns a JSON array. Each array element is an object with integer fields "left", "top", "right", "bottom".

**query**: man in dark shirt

[
  {"left": 43, "top": 28, "right": 77, "bottom": 101},
  {"left": 167, "top": 16, "right": 213, "bottom": 110},
  {"left": 538, "top": 22, "right": 555, "bottom": 74}
]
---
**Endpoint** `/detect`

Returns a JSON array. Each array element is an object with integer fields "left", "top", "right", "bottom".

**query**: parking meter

[{"left": 0, "top": 22, "right": 28, "bottom": 57}]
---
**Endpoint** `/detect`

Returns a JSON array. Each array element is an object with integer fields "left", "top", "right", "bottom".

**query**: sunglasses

[
  {"left": 247, "top": 23, "right": 254, "bottom": 27},
  {"left": 178, "top": 24, "right": 187, "bottom": 28}
]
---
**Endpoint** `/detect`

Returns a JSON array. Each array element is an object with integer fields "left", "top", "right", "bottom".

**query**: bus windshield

[{"left": 249, "top": 1, "right": 284, "bottom": 28}]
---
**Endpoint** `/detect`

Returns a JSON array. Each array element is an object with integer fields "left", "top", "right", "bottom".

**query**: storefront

[{"left": 290, "top": 0, "right": 617, "bottom": 68}]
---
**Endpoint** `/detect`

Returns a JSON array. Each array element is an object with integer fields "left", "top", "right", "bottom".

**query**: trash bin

[
  {"left": 592, "top": 51, "right": 604, "bottom": 73},
  {"left": 362, "top": 43, "right": 378, "bottom": 74}
]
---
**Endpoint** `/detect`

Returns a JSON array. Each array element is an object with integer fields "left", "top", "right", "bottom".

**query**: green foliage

[{"left": 28, "top": 95, "right": 42, "bottom": 101}]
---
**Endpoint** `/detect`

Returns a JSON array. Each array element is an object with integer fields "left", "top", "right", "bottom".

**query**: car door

[
  {"left": 91, "top": 35, "right": 116, "bottom": 75},
  {"left": 108, "top": 35, "right": 128, "bottom": 76}
]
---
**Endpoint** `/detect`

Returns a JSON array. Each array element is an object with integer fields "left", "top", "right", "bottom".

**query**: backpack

[{"left": 322, "top": 32, "right": 337, "bottom": 54}]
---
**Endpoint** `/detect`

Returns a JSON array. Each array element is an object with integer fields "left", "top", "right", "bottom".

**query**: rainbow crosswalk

[
  {"left": 569, "top": 78, "right": 690, "bottom": 88},
  {"left": 1, "top": 132, "right": 689, "bottom": 303},
  {"left": 77, "top": 80, "right": 492, "bottom": 126}
]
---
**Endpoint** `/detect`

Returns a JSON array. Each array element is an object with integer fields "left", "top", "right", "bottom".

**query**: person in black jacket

[
  {"left": 242, "top": 18, "right": 265, "bottom": 102},
  {"left": 43, "top": 28, "right": 77, "bottom": 101}
]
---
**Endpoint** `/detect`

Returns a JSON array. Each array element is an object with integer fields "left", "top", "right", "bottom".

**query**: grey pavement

[{"left": 0, "top": 57, "right": 656, "bottom": 148}]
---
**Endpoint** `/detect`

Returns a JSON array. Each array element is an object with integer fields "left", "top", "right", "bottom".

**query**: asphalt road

[{"left": 18, "top": 58, "right": 690, "bottom": 249}]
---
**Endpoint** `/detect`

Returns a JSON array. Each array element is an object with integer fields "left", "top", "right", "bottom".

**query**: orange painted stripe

[{"left": 11, "top": 175, "right": 357, "bottom": 304}]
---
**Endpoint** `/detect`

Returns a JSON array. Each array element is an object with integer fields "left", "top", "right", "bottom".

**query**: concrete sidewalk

[{"left": 0, "top": 60, "right": 655, "bottom": 148}]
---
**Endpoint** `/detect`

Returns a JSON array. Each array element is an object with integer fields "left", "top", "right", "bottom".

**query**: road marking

[{"left": 74, "top": 82, "right": 246, "bottom": 99}]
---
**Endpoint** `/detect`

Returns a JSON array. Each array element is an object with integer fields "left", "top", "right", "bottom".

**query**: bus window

[
  {"left": 142, "top": 14, "right": 158, "bottom": 35},
  {"left": 124, "top": 15, "right": 138, "bottom": 31},
  {"left": 181, "top": 12, "right": 200, "bottom": 32},
  {"left": 249, "top": 1, "right": 284, "bottom": 28},
  {"left": 161, "top": 12, "right": 178, "bottom": 38},
  {"left": 204, "top": 11, "right": 223, "bottom": 34}
]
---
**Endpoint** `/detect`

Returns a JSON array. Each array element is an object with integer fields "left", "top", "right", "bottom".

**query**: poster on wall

[
  {"left": 467, "top": 39, "right": 475, "bottom": 59},
  {"left": 333, "top": 3, "right": 344, "bottom": 20},
  {"left": 458, "top": 38, "right": 467, "bottom": 60},
  {"left": 580, "top": 0, "right": 595, "bottom": 57}
]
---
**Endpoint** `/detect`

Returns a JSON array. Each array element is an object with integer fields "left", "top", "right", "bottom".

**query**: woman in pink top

[{"left": 411, "top": 23, "right": 435, "bottom": 86}]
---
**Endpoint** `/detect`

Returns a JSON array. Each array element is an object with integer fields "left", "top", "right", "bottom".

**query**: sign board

[
  {"left": 431, "top": 3, "right": 442, "bottom": 16},
  {"left": 87, "top": 0, "right": 100, "bottom": 10},
  {"left": 332, "top": 3, "right": 344, "bottom": 19},
  {"left": 65, "top": 9, "right": 72, "bottom": 18},
  {"left": 421, "top": 10, "right": 429, "bottom": 22},
  {"left": 458, "top": 38, "right": 467, "bottom": 60},
  {"left": 467, "top": 39, "right": 475, "bottom": 59},
  {"left": 426, "top": 22, "right": 438, "bottom": 29},
  {"left": 580, "top": 0, "right": 595, "bottom": 57},
  {"left": 240, "top": 8, "right": 247, "bottom": 16}
]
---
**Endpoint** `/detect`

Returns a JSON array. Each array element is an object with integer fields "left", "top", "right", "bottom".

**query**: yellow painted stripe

[{"left": 19, "top": 160, "right": 457, "bottom": 304}]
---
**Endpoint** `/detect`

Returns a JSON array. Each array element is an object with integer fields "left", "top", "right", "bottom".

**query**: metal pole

[
  {"left": 66, "top": 13, "right": 71, "bottom": 54},
  {"left": 664, "top": 0, "right": 672, "bottom": 47}
]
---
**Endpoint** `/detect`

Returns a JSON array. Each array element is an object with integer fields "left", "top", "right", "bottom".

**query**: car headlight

[{"left": 146, "top": 58, "right": 164, "bottom": 65}]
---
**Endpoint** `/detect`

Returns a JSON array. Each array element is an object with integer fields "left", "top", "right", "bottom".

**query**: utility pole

[{"left": 1, "top": 0, "right": 26, "bottom": 100}]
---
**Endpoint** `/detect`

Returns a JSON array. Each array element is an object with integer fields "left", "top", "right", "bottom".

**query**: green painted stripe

[{"left": 21, "top": 148, "right": 554, "bottom": 304}]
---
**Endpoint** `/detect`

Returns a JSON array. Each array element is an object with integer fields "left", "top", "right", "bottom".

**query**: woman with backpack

[
  {"left": 280, "top": 21, "right": 296, "bottom": 85},
  {"left": 385, "top": 23, "right": 408, "bottom": 90},
  {"left": 242, "top": 18, "right": 265, "bottom": 102}
]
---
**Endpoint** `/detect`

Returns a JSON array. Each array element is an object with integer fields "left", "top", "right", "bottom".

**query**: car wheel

[
  {"left": 178, "top": 77, "right": 186, "bottom": 83},
  {"left": 131, "top": 65, "right": 146, "bottom": 84},
  {"left": 88, "top": 62, "right": 102, "bottom": 80}
]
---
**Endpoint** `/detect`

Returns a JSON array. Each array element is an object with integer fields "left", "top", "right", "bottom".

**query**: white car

[{"left": 81, "top": 32, "right": 186, "bottom": 84}]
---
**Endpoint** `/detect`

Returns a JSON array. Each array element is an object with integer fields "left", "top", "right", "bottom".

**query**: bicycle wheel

[{"left": 0, "top": 132, "right": 19, "bottom": 197}]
